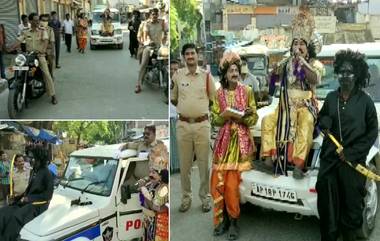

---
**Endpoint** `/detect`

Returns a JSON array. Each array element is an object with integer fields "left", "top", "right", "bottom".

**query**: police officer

[
  {"left": 40, "top": 14, "right": 55, "bottom": 79},
  {"left": 171, "top": 43, "right": 216, "bottom": 213},
  {"left": 10, "top": 13, "right": 58, "bottom": 104}
]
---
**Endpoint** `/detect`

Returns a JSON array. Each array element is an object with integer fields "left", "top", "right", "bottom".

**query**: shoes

[
  {"left": 134, "top": 85, "right": 141, "bottom": 94},
  {"left": 228, "top": 218, "right": 239, "bottom": 240},
  {"left": 213, "top": 212, "right": 230, "bottom": 236},
  {"left": 56, "top": 65, "right": 61, "bottom": 69},
  {"left": 179, "top": 199, "right": 191, "bottom": 212},
  {"left": 202, "top": 201, "right": 211, "bottom": 213},
  {"left": 51, "top": 96, "right": 58, "bottom": 105},
  {"left": 292, "top": 166, "right": 305, "bottom": 179}
]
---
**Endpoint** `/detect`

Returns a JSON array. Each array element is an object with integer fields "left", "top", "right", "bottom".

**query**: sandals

[{"left": 134, "top": 85, "right": 142, "bottom": 94}]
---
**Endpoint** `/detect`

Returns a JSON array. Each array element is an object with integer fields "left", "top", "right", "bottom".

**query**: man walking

[
  {"left": 171, "top": 43, "right": 216, "bottom": 213},
  {"left": 62, "top": 13, "right": 74, "bottom": 52},
  {"left": 48, "top": 11, "right": 61, "bottom": 68},
  {"left": 0, "top": 151, "right": 10, "bottom": 205}
]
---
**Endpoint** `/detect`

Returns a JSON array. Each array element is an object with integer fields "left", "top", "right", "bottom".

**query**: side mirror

[{"left": 121, "top": 183, "right": 131, "bottom": 204}]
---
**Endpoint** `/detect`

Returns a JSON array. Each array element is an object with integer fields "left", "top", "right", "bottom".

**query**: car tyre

[{"left": 90, "top": 44, "right": 95, "bottom": 50}]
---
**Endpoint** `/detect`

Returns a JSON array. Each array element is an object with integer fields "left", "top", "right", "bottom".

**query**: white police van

[
  {"left": 90, "top": 8, "right": 124, "bottom": 50},
  {"left": 239, "top": 42, "right": 380, "bottom": 239},
  {"left": 19, "top": 144, "right": 151, "bottom": 241}
]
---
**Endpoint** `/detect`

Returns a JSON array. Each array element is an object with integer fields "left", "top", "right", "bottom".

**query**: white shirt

[
  {"left": 13, "top": 167, "right": 30, "bottom": 196},
  {"left": 18, "top": 23, "right": 30, "bottom": 36},
  {"left": 63, "top": 19, "right": 74, "bottom": 34}
]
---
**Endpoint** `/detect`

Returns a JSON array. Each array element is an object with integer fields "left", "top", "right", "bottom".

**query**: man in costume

[
  {"left": 211, "top": 51, "right": 258, "bottom": 240},
  {"left": 138, "top": 145, "right": 169, "bottom": 241},
  {"left": 317, "top": 49, "right": 378, "bottom": 241},
  {"left": 0, "top": 146, "right": 54, "bottom": 241},
  {"left": 260, "top": 6, "right": 324, "bottom": 179}
]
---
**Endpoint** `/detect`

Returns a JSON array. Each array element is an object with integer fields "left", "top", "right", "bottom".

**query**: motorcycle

[
  {"left": 142, "top": 44, "right": 169, "bottom": 100},
  {"left": 7, "top": 52, "right": 46, "bottom": 119}
]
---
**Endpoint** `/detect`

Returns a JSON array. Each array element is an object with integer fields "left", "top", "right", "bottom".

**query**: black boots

[
  {"left": 228, "top": 217, "right": 239, "bottom": 240},
  {"left": 342, "top": 230, "right": 357, "bottom": 241},
  {"left": 213, "top": 212, "right": 230, "bottom": 236},
  {"left": 213, "top": 215, "right": 239, "bottom": 240}
]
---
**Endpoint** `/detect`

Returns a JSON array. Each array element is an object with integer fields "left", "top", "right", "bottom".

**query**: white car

[
  {"left": 90, "top": 8, "right": 124, "bottom": 50},
  {"left": 19, "top": 144, "right": 150, "bottom": 241},
  {"left": 239, "top": 42, "right": 380, "bottom": 239}
]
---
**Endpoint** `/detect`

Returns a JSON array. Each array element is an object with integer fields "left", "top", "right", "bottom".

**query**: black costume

[
  {"left": 317, "top": 89, "right": 378, "bottom": 241},
  {"left": 128, "top": 17, "right": 141, "bottom": 57},
  {"left": 0, "top": 166, "right": 53, "bottom": 241}
]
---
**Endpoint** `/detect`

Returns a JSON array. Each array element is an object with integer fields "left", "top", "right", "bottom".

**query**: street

[
  {"left": 0, "top": 32, "right": 168, "bottom": 119},
  {"left": 170, "top": 167, "right": 380, "bottom": 241}
]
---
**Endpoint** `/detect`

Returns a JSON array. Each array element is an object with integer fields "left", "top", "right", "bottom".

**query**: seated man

[
  {"left": 100, "top": 9, "right": 114, "bottom": 36},
  {"left": 260, "top": 8, "right": 324, "bottom": 179}
]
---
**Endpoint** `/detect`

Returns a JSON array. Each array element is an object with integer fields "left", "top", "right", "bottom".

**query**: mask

[
  {"left": 40, "top": 21, "right": 48, "bottom": 27},
  {"left": 338, "top": 74, "right": 355, "bottom": 92}
]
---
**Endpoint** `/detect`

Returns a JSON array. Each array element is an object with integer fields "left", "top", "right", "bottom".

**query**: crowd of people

[{"left": 170, "top": 6, "right": 378, "bottom": 241}]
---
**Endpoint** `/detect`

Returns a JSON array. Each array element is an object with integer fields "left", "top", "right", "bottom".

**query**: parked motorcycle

[
  {"left": 142, "top": 44, "right": 169, "bottom": 99},
  {"left": 7, "top": 52, "right": 46, "bottom": 119}
]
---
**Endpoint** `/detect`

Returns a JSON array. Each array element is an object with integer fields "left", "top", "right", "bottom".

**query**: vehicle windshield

[
  {"left": 316, "top": 57, "right": 380, "bottom": 101},
  {"left": 61, "top": 156, "right": 118, "bottom": 196},
  {"left": 92, "top": 12, "right": 120, "bottom": 23},
  {"left": 246, "top": 56, "right": 266, "bottom": 71}
]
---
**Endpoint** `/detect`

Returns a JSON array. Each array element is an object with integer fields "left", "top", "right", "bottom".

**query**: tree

[
  {"left": 170, "top": 0, "right": 202, "bottom": 55},
  {"left": 53, "top": 121, "right": 125, "bottom": 148}
]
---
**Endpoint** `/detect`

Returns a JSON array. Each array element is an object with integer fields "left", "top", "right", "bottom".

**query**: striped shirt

[{"left": 0, "top": 160, "right": 10, "bottom": 185}]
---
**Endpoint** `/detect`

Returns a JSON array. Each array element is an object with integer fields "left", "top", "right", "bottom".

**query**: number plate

[
  {"left": 12, "top": 66, "right": 29, "bottom": 71},
  {"left": 252, "top": 183, "right": 297, "bottom": 202}
]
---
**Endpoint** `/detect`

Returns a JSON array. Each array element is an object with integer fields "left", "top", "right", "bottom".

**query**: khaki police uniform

[
  {"left": 18, "top": 28, "right": 56, "bottom": 97},
  {"left": 171, "top": 66, "right": 216, "bottom": 205},
  {"left": 44, "top": 26, "right": 55, "bottom": 78}
]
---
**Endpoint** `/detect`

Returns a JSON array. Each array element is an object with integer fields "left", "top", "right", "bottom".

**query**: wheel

[
  {"left": 90, "top": 44, "right": 95, "bottom": 50},
  {"left": 7, "top": 87, "right": 23, "bottom": 119},
  {"left": 357, "top": 163, "right": 378, "bottom": 239},
  {"left": 118, "top": 43, "right": 123, "bottom": 49},
  {"left": 30, "top": 78, "right": 46, "bottom": 99}
]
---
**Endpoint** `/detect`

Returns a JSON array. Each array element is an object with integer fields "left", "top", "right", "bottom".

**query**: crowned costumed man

[
  {"left": 139, "top": 141, "right": 169, "bottom": 241},
  {"left": 259, "top": 5, "right": 325, "bottom": 179}
]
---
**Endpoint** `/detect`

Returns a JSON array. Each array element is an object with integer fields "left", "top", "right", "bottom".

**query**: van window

[
  {"left": 317, "top": 57, "right": 380, "bottom": 101},
  {"left": 62, "top": 157, "right": 118, "bottom": 196}
]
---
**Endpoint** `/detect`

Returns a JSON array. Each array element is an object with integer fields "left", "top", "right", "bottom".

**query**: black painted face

[{"left": 337, "top": 61, "right": 355, "bottom": 92}]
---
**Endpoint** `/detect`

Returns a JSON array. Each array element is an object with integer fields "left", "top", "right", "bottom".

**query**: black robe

[
  {"left": 317, "top": 88, "right": 378, "bottom": 241},
  {"left": 0, "top": 166, "right": 53, "bottom": 241},
  {"left": 128, "top": 18, "right": 141, "bottom": 56}
]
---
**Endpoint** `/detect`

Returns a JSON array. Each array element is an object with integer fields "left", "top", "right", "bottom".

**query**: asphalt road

[
  {"left": 0, "top": 32, "right": 168, "bottom": 119},
  {"left": 170, "top": 166, "right": 380, "bottom": 241}
]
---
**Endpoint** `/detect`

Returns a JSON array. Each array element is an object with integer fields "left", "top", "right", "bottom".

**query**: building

[{"left": 0, "top": 0, "right": 90, "bottom": 45}]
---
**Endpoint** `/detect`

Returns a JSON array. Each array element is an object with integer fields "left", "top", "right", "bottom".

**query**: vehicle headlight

[
  {"left": 115, "top": 29, "right": 122, "bottom": 35},
  {"left": 34, "top": 59, "right": 39, "bottom": 67},
  {"left": 91, "top": 30, "right": 99, "bottom": 35},
  {"left": 15, "top": 54, "right": 26, "bottom": 66}
]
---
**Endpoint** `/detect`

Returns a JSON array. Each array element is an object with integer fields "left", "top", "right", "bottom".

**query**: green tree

[
  {"left": 53, "top": 121, "right": 125, "bottom": 148},
  {"left": 170, "top": 0, "right": 202, "bottom": 55}
]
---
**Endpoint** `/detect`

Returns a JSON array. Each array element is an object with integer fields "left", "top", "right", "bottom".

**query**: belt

[{"left": 179, "top": 114, "right": 208, "bottom": 123}]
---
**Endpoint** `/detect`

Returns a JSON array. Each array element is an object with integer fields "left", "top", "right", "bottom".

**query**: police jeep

[
  {"left": 19, "top": 143, "right": 152, "bottom": 241},
  {"left": 239, "top": 42, "right": 380, "bottom": 239}
]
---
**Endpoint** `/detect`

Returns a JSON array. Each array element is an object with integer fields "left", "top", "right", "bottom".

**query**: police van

[{"left": 19, "top": 143, "right": 153, "bottom": 241}]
